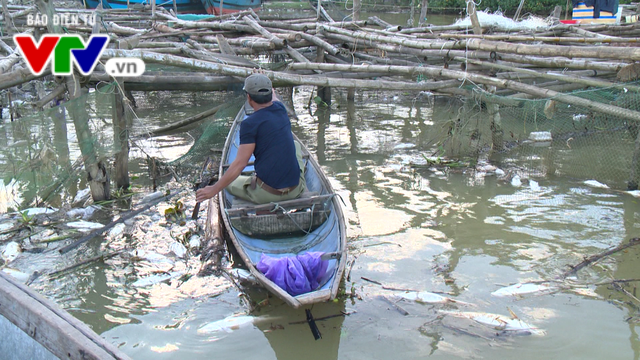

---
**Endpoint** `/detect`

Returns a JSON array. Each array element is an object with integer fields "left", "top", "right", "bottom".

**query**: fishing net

[
  {"left": 425, "top": 81, "right": 640, "bottom": 190},
  {"left": 0, "top": 80, "right": 243, "bottom": 212}
]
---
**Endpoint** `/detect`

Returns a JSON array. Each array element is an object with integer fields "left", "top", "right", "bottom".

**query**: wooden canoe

[
  {"left": 215, "top": 101, "right": 347, "bottom": 308},
  {"left": 0, "top": 271, "right": 130, "bottom": 360}
]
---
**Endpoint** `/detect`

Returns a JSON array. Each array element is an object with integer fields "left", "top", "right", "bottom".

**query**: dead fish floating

[
  {"left": 491, "top": 282, "right": 560, "bottom": 298},
  {"left": 197, "top": 315, "right": 256, "bottom": 335},
  {"left": 132, "top": 271, "right": 184, "bottom": 287},
  {"left": 1, "top": 242, "right": 21, "bottom": 263},
  {"left": 397, "top": 291, "right": 473, "bottom": 306},
  {"left": 440, "top": 310, "right": 546, "bottom": 336},
  {"left": 1, "top": 267, "right": 30, "bottom": 283},
  {"left": 66, "top": 221, "right": 104, "bottom": 231}
]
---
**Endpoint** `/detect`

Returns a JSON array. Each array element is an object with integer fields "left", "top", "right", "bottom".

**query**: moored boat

[
  {"left": 200, "top": 0, "right": 261, "bottom": 15},
  {"left": 81, "top": 0, "right": 207, "bottom": 14},
  {"left": 215, "top": 101, "right": 347, "bottom": 308}
]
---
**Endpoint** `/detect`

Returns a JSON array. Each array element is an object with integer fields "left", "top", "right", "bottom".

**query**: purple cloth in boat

[{"left": 256, "top": 252, "right": 329, "bottom": 296}]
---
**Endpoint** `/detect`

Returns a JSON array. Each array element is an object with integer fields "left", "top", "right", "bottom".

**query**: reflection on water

[{"left": 2, "top": 83, "right": 640, "bottom": 359}]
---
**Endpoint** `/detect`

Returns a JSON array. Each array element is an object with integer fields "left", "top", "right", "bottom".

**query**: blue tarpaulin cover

[{"left": 257, "top": 252, "right": 329, "bottom": 296}]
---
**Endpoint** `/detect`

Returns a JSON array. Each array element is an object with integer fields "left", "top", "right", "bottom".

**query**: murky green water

[{"left": 3, "top": 84, "right": 640, "bottom": 359}]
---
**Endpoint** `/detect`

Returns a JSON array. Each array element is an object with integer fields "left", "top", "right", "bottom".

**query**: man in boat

[{"left": 195, "top": 73, "right": 306, "bottom": 204}]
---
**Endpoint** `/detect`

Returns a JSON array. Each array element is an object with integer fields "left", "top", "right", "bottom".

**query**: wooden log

[
  {"left": 148, "top": 103, "right": 225, "bottom": 135},
  {"left": 297, "top": 32, "right": 339, "bottom": 55},
  {"left": 216, "top": 34, "right": 236, "bottom": 55},
  {"left": 112, "top": 79, "right": 130, "bottom": 190},
  {"left": 101, "top": 49, "right": 466, "bottom": 91},
  {"left": 464, "top": 38, "right": 640, "bottom": 62},
  {"left": 320, "top": 24, "right": 463, "bottom": 51},
  {"left": 1, "top": 0, "right": 16, "bottom": 35},
  {"left": 66, "top": 77, "right": 111, "bottom": 202},
  {"left": 243, "top": 15, "right": 286, "bottom": 47},
  {"left": 0, "top": 66, "right": 49, "bottom": 90},
  {"left": 458, "top": 57, "right": 640, "bottom": 93},
  {"left": 466, "top": 0, "right": 482, "bottom": 35},
  {"left": 285, "top": 61, "right": 640, "bottom": 122},
  {"left": 497, "top": 53, "right": 627, "bottom": 72},
  {"left": 0, "top": 272, "right": 131, "bottom": 360},
  {"left": 324, "top": 31, "right": 490, "bottom": 60},
  {"left": 90, "top": 72, "right": 240, "bottom": 91},
  {"left": 35, "top": 83, "right": 66, "bottom": 109},
  {"left": 419, "top": 0, "right": 428, "bottom": 27},
  {"left": 440, "top": 33, "right": 636, "bottom": 44}
]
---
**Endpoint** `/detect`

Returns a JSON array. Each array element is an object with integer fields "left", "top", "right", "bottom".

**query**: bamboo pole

[
  {"left": 466, "top": 0, "right": 482, "bottom": 35},
  {"left": 457, "top": 57, "right": 640, "bottom": 93},
  {"left": 101, "top": 49, "right": 465, "bottom": 91},
  {"left": 497, "top": 53, "right": 627, "bottom": 72},
  {"left": 112, "top": 79, "right": 131, "bottom": 190},
  {"left": 243, "top": 15, "right": 286, "bottom": 48},
  {"left": 441, "top": 33, "right": 636, "bottom": 44},
  {"left": 149, "top": 103, "right": 225, "bottom": 135},
  {"left": 285, "top": 61, "right": 640, "bottom": 122}
]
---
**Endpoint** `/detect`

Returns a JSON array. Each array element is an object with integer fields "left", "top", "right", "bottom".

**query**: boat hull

[
  {"left": 217, "top": 102, "right": 347, "bottom": 308},
  {"left": 201, "top": 0, "right": 261, "bottom": 15},
  {"left": 81, "top": 0, "right": 207, "bottom": 14}
]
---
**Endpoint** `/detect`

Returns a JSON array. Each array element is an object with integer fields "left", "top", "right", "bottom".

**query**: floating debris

[
  {"left": 197, "top": 315, "right": 256, "bottom": 335},
  {"left": 583, "top": 180, "right": 609, "bottom": 189},
  {"left": 140, "top": 191, "right": 165, "bottom": 205},
  {"left": 169, "top": 241, "right": 188, "bottom": 258},
  {"left": 129, "top": 249, "right": 173, "bottom": 264},
  {"left": 511, "top": 175, "right": 522, "bottom": 187},
  {"left": 132, "top": 271, "right": 184, "bottom": 288},
  {"left": 529, "top": 180, "right": 541, "bottom": 192},
  {"left": 1, "top": 267, "right": 30, "bottom": 283},
  {"left": 397, "top": 291, "right": 472, "bottom": 305},
  {"left": 16, "top": 207, "right": 58, "bottom": 216},
  {"left": 440, "top": 310, "right": 546, "bottom": 336},
  {"left": 67, "top": 221, "right": 104, "bottom": 231},
  {"left": 188, "top": 235, "right": 201, "bottom": 250},
  {"left": 229, "top": 268, "right": 258, "bottom": 284},
  {"left": 491, "top": 282, "right": 559, "bottom": 298},
  {"left": 108, "top": 223, "right": 126, "bottom": 238},
  {"left": 73, "top": 188, "right": 91, "bottom": 205},
  {"left": 66, "top": 205, "right": 99, "bottom": 220},
  {"left": 528, "top": 131, "right": 552, "bottom": 142},
  {"left": 1, "top": 242, "right": 21, "bottom": 263}
]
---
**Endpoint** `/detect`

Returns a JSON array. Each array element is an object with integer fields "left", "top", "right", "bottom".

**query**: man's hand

[{"left": 196, "top": 185, "right": 217, "bottom": 202}]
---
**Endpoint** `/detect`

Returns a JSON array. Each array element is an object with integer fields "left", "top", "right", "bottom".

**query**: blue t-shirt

[{"left": 239, "top": 101, "right": 300, "bottom": 189}]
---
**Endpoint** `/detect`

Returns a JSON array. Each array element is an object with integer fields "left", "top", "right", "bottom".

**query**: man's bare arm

[{"left": 195, "top": 143, "right": 255, "bottom": 202}]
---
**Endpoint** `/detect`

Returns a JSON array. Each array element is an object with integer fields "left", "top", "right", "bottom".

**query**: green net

[{"left": 428, "top": 82, "right": 640, "bottom": 190}]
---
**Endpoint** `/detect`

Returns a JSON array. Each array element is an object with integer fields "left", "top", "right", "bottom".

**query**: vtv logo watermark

[{"left": 13, "top": 34, "right": 145, "bottom": 77}]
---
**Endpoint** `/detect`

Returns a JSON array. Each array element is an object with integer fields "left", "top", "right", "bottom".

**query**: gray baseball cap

[{"left": 243, "top": 73, "right": 272, "bottom": 96}]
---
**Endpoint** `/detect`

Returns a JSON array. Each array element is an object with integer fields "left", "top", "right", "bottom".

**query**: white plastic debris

[
  {"left": 1, "top": 242, "right": 21, "bottom": 263},
  {"left": 197, "top": 315, "right": 256, "bottom": 334},
  {"left": 67, "top": 221, "right": 104, "bottom": 231},
  {"left": 16, "top": 207, "right": 58, "bottom": 216},
  {"left": 495, "top": 168, "right": 506, "bottom": 177},
  {"left": 108, "top": 223, "right": 126, "bottom": 238},
  {"left": 169, "top": 241, "right": 188, "bottom": 258},
  {"left": 528, "top": 131, "right": 552, "bottom": 142},
  {"left": 132, "top": 271, "right": 184, "bottom": 287},
  {"left": 1, "top": 268, "right": 30, "bottom": 283},
  {"left": 626, "top": 190, "right": 640, "bottom": 198},
  {"left": 140, "top": 191, "right": 164, "bottom": 205},
  {"left": 66, "top": 205, "right": 99, "bottom": 219},
  {"left": 73, "top": 188, "right": 91, "bottom": 205},
  {"left": 529, "top": 180, "right": 541, "bottom": 192},
  {"left": 572, "top": 114, "right": 588, "bottom": 122},
  {"left": 511, "top": 175, "right": 522, "bottom": 187},
  {"left": 188, "top": 235, "right": 201, "bottom": 249},
  {"left": 584, "top": 180, "right": 609, "bottom": 189}
]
